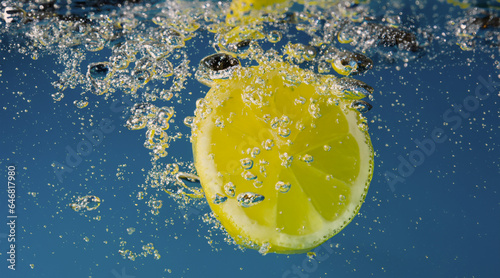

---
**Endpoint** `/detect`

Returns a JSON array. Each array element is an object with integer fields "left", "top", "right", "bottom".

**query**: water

[{"left": 1, "top": 0, "right": 499, "bottom": 277}]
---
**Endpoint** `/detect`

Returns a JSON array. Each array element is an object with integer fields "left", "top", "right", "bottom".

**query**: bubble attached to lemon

[{"left": 192, "top": 60, "right": 374, "bottom": 254}]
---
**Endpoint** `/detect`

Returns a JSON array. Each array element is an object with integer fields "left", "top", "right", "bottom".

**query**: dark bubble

[
  {"left": 88, "top": 63, "right": 110, "bottom": 80},
  {"left": 351, "top": 100, "right": 373, "bottom": 113},
  {"left": 367, "top": 23, "right": 421, "bottom": 52},
  {"left": 227, "top": 39, "right": 251, "bottom": 53},
  {"left": 339, "top": 77, "right": 374, "bottom": 98},
  {"left": 341, "top": 52, "right": 373, "bottom": 73},
  {"left": 472, "top": 14, "right": 500, "bottom": 29},
  {"left": 327, "top": 47, "right": 373, "bottom": 75},
  {"left": 200, "top": 53, "right": 240, "bottom": 72},
  {"left": 281, "top": 12, "right": 298, "bottom": 24}
]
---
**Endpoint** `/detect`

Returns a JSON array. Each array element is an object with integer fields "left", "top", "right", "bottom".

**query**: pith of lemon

[{"left": 192, "top": 61, "right": 374, "bottom": 254}]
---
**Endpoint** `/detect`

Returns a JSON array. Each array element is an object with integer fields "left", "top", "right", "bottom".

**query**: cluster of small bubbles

[
  {"left": 192, "top": 98, "right": 213, "bottom": 125},
  {"left": 237, "top": 192, "right": 265, "bottom": 208},
  {"left": 148, "top": 199, "right": 163, "bottom": 215},
  {"left": 69, "top": 195, "right": 101, "bottom": 212},
  {"left": 295, "top": 120, "right": 306, "bottom": 131},
  {"left": 258, "top": 242, "right": 271, "bottom": 256},
  {"left": 137, "top": 191, "right": 145, "bottom": 200},
  {"left": 127, "top": 227, "right": 136, "bottom": 235},
  {"left": 118, "top": 242, "right": 160, "bottom": 261},
  {"left": 323, "top": 144, "right": 332, "bottom": 151},
  {"left": 259, "top": 160, "right": 269, "bottom": 177},
  {"left": 73, "top": 100, "right": 89, "bottom": 109},
  {"left": 275, "top": 181, "right": 291, "bottom": 193},
  {"left": 115, "top": 164, "right": 128, "bottom": 181},
  {"left": 126, "top": 103, "right": 175, "bottom": 159},
  {"left": 308, "top": 99, "right": 322, "bottom": 118},
  {"left": 294, "top": 96, "right": 307, "bottom": 105},
  {"left": 336, "top": 20, "right": 423, "bottom": 55},
  {"left": 215, "top": 117, "right": 225, "bottom": 128},
  {"left": 161, "top": 163, "right": 203, "bottom": 199},
  {"left": 118, "top": 249, "right": 136, "bottom": 261},
  {"left": 27, "top": 192, "right": 38, "bottom": 197},
  {"left": 283, "top": 42, "right": 316, "bottom": 64},
  {"left": 279, "top": 152, "right": 294, "bottom": 168},
  {"left": 51, "top": 91, "right": 64, "bottom": 101},
  {"left": 447, "top": 8, "right": 500, "bottom": 52}
]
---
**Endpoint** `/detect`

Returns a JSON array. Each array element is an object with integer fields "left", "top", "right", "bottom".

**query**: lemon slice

[
  {"left": 192, "top": 61, "right": 374, "bottom": 254},
  {"left": 227, "top": 0, "right": 290, "bottom": 25}
]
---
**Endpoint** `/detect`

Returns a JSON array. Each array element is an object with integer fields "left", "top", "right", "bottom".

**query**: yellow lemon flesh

[
  {"left": 192, "top": 61, "right": 374, "bottom": 254},
  {"left": 227, "top": 0, "right": 290, "bottom": 25}
]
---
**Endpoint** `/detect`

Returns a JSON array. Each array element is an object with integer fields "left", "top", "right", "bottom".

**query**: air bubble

[
  {"left": 250, "top": 147, "right": 260, "bottom": 158},
  {"left": 268, "top": 30, "right": 282, "bottom": 43},
  {"left": 253, "top": 180, "right": 263, "bottom": 188},
  {"left": 338, "top": 78, "right": 374, "bottom": 99},
  {"left": 279, "top": 152, "right": 293, "bottom": 168},
  {"left": 69, "top": 195, "right": 101, "bottom": 212},
  {"left": 294, "top": 97, "right": 306, "bottom": 105},
  {"left": 301, "top": 154, "right": 314, "bottom": 164},
  {"left": 278, "top": 127, "right": 291, "bottom": 137},
  {"left": 263, "top": 139, "right": 274, "bottom": 150},
  {"left": 88, "top": 62, "right": 110, "bottom": 80},
  {"left": 350, "top": 100, "right": 373, "bottom": 113},
  {"left": 275, "top": 181, "right": 291, "bottom": 193},
  {"left": 270, "top": 117, "right": 280, "bottom": 129},
  {"left": 224, "top": 182, "right": 236, "bottom": 197},
  {"left": 183, "top": 116, "right": 195, "bottom": 128},
  {"left": 326, "top": 47, "right": 373, "bottom": 75},
  {"left": 242, "top": 171, "right": 257, "bottom": 181},
  {"left": 240, "top": 158, "right": 254, "bottom": 170},
  {"left": 237, "top": 192, "right": 265, "bottom": 208},
  {"left": 213, "top": 193, "right": 228, "bottom": 204},
  {"left": 52, "top": 91, "right": 64, "bottom": 101},
  {"left": 307, "top": 252, "right": 317, "bottom": 260},
  {"left": 259, "top": 242, "right": 271, "bottom": 255},
  {"left": 195, "top": 53, "right": 241, "bottom": 86},
  {"left": 303, "top": 45, "right": 317, "bottom": 61}
]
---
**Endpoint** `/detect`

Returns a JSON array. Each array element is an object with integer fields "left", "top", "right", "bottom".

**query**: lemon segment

[
  {"left": 192, "top": 61, "right": 373, "bottom": 254},
  {"left": 227, "top": 0, "right": 291, "bottom": 25}
]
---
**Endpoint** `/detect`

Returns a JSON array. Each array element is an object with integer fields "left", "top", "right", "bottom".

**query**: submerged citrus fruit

[{"left": 192, "top": 60, "right": 374, "bottom": 254}]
